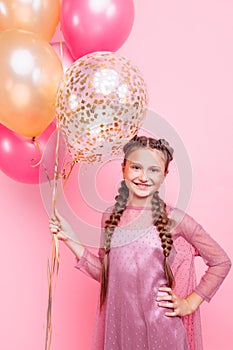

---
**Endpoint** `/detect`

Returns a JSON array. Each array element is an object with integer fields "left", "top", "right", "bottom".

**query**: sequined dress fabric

[{"left": 75, "top": 206, "right": 231, "bottom": 350}]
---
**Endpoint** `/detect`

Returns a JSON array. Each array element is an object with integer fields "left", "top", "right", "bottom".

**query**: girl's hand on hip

[{"left": 156, "top": 286, "right": 193, "bottom": 317}]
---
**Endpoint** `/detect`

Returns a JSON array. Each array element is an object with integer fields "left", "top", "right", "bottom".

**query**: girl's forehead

[{"left": 125, "top": 148, "right": 165, "bottom": 167}]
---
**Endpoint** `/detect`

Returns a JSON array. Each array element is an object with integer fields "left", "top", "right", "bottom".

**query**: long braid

[
  {"left": 100, "top": 180, "right": 129, "bottom": 308},
  {"left": 151, "top": 191, "right": 175, "bottom": 288}
]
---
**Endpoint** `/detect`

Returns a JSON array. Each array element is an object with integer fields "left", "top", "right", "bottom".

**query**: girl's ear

[{"left": 121, "top": 162, "right": 125, "bottom": 177}]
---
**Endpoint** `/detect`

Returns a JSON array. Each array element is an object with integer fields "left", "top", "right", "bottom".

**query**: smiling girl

[{"left": 49, "top": 135, "right": 231, "bottom": 350}]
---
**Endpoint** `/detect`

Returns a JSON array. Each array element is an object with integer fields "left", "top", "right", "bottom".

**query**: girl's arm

[
  {"left": 176, "top": 209, "right": 232, "bottom": 302},
  {"left": 157, "top": 209, "right": 231, "bottom": 316},
  {"left": 49, "top": 211, "right": 108, "bottom": 282}
]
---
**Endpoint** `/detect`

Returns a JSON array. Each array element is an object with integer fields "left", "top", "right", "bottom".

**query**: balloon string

[
  {"left": 31, "top": 136, "right": 52, "bottom": 185},
  {"left": 52, "top": 123, "right": 60, "bottom": 218},
  {"left": 45, "top": 238, "right": 58, "bottom": 350},
  {"left": 59, "top": 23, "right": 64, "bottom": 70},
  {"left": 61, "top": 159, "right": 76, "bottom": 189},
  {"left": 31, "top": 136, "right": 43, "bottom": 168},
  {"left": 51, "top": 122, "right": 61, "bottom": 266},
  {"left": 44, "top": 123, "right": 61, "bottom": 350},
  {"left": 44, "top": 123, "right": 78, "bottom": 350}
]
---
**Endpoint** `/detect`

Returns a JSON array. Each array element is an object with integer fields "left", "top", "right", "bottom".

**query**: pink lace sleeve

[
  {"left": 74, "top": 208, "right": 112, "bottom": 282},
  {"left": 75, "top": 248, "right": 103, "bottom": 282},
  {"left": 172, "top": 208, "right": 232, "bottom": 302}
]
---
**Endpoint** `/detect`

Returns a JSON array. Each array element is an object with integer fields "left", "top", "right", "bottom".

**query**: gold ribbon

[
  {"left": 44, "top": 124, "right": 77, "bottom": 349},
  {"left": 44, "top": 121, "right": 60, "bottom": 350}
]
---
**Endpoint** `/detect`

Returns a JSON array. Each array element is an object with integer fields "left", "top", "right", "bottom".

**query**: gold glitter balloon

[{"left": 55, "top": 51, "right": 149, "bottom": 163}]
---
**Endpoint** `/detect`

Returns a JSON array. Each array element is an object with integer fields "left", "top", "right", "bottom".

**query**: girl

[{"left": 49, "top": 135, "right": 231, "bottom": 350}]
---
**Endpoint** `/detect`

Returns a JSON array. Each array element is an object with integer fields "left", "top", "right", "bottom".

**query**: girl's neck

[
  {"left": 126, "top": 198, "right": 152, "bottom": 209},
  {"left": 119, "top": 204, "right": 153, "bottom": 229},
  {"left": 126, "top": 205, "right": 152, "bottom": 210}
]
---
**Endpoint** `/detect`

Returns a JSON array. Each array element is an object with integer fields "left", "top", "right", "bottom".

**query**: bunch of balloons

[{"left": 0, "top": 0, "right": 148, "bottom": 184}]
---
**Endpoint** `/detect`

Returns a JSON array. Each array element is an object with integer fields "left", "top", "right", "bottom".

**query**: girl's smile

[{"left": 133, "top": 182, "right": 152, "bottom": 189}]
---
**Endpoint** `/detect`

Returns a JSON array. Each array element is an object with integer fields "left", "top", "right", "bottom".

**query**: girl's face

[{"left": 122, "top": 148, "right": 166, "bottom": 206}]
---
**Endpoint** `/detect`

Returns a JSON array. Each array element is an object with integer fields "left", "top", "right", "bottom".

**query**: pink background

[{"left": 0, "top": 0, "right": 232, "bottom": 349}]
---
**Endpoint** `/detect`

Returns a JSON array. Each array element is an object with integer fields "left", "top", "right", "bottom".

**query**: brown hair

[{"left": 100, "top": 135, "right": 174, "bottom": 308}]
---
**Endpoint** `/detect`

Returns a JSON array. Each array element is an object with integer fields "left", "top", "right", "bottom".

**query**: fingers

[
  {"left": 49, "top": 216, "right": 60, "bottom": 225},
  {"left": 49, "top": 216, "right": 61, "bottom": 227},
  {"left": 157, "top": 294, "right": 173, "bottom": 302},
  {"left": 156, "top": 286, "right": 179, "bottom": 317},
  {"left": 158, "top": 286, "right": 172, "bottom": 293},
  {"left": 157, "top": 300, "right": 176, "bottom": 310},
  {"left": 49, "top": 216, "right": 70, "bottom": 242},
  {"left": 164, "top": 310, "right": 178, "bottom": 317},
  {"left": 157, "top": 287, "right": 173, "bottom": 303},
  {"left": 49, "top": 224, "right": 59, "bottom": 234},
  {"left": 157, "top": 286, "right": 193, "bottom": 317},
  {"left": 49, "top": 217, "right": 61, "bottom": 234}
]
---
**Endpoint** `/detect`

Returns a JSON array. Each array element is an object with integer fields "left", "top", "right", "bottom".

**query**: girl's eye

[
  {"left": 151, "top": 168, "right": 160, "bottom": 173},
  {"left": 131, "top": 165, "right": 141, "bottom": 170}
]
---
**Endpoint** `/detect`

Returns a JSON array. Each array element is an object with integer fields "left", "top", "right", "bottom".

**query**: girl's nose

[{"left": 139, "top": 170, "right": 148, "bottom": 182}]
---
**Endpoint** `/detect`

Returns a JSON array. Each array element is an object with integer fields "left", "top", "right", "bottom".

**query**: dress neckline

[{"left": 126, "top": 205, "right": 152, "bottom": 210}]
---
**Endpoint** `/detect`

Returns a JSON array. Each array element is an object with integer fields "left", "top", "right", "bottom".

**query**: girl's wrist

[
  {"left": 185, "top": 292, "right": 204, "bottom": 314},
  {"left": 63, "top": 235, "right": 85, "bottom": 259}
]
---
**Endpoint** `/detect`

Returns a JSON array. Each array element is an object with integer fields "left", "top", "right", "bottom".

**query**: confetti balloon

[{"left": 55, "top": 52, "right": 149, "bottom": 163}]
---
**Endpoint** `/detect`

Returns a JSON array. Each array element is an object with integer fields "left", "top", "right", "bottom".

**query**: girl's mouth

[{"left": 133, "top": 182, "right": 152, "bottom": 189}]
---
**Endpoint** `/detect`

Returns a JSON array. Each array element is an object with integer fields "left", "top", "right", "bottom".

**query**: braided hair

[
  {"left": 100, "top": 135, "right": 174, "bottom": 308},
  {"left": 100, "top": 180, "right": 129, "bottom": 307},
  {"left": 151, "top": 191, "right": 174, "bottom": 288}
]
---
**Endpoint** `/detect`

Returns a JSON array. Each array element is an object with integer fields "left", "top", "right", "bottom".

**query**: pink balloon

[
  {"left": 51, "top": 42, "right": 75, "bottom": 71},
  {"left": 61, "top": 0, "right": 135, "bottom": 59},
  {"left": 0, "top": 122, "right": 56, "bottom": 184}
]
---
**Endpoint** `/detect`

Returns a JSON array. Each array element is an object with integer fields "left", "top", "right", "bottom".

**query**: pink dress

[{"left": 75, "top": 206, "right": 231, "bottom": 350}]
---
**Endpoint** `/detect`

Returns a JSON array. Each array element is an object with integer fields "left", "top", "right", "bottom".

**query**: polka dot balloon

[{"left": 55, "top": 51, "right": 149, "bottom": 163}]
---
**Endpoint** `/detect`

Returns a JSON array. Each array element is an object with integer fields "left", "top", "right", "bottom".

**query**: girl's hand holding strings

[
  {"left": 49, "top": 212, "right": 85, "bottom": 259},
  {"left": 156, "top": 287, "right": 203, "bottom": 317},
  {"left": 49, "top": 212, "right": 78, "bottom": 243}
]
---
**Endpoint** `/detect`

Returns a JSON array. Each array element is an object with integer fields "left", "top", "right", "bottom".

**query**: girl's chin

[{"left": 132, "top": 189, "right": 154, "bottom": 199}]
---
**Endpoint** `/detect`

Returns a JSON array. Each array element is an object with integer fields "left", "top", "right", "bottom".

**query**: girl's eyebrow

[
  {"left": 128, "top": 160, "right": 141, "bottom": 164},
  {"left": 127, "top": 160, "right": 142, "bottom": 166},
  {"left": 128, "top": 160, "right": 162, "bottom": 169},
  {"left": 150, "top": 165, "right": 162, "bottom": 169}
]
